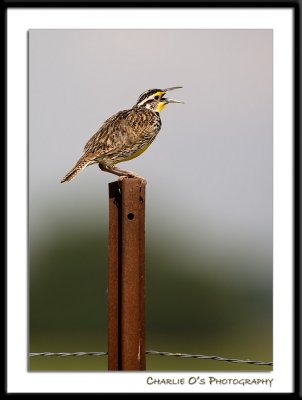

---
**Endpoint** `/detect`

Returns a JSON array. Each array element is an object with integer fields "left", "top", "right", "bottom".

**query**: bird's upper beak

[{"left": 161, "top": 86, "right": 184, "bottom": 104}]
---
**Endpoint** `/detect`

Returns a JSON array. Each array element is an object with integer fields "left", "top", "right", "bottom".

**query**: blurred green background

[
  {"left": 29, "top": 29, "right": 272, "bottom": 371},
  {"left": 29, "top": 216, "right": 272, "bottom": 371}
]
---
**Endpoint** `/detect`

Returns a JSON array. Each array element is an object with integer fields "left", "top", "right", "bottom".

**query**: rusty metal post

[{"left": 108, "top": 177, "right": 146, "bottom": 371}]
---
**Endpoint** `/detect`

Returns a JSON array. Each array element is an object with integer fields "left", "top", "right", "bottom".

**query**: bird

[{"left": 61, "top": 87, "right": 183, "bottom": 183}]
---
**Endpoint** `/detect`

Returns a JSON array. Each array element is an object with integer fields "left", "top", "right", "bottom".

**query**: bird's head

[{"left": 134, "top": 87, "right": 184, "bottom": 112}]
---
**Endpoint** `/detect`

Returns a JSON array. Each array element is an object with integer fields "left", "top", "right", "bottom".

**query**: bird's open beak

[{"left": 162, "top": 86, "right": 184, "bottom": 104}]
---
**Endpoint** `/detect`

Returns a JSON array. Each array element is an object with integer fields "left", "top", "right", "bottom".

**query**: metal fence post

[{"left": 108, "top": 177, "right": 146, "bottom": 371}]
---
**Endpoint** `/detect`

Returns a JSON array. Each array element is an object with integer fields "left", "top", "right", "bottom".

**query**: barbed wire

[
  {"left": 147, "top": 350, "right": 272, "bottom": 366},
  {"left": 29, "top": 350, "right": 272, "bottom": 366},
  {"left": 29, "top": 352, "right": 107, "bottom": 357}
]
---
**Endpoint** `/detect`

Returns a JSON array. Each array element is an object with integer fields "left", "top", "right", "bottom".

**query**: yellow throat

[{"left": 156, "top": 101, "right": 167, "bottom": 113}]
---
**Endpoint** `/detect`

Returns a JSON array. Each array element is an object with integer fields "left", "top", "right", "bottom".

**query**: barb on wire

[{"left": 29, "top": 350, "right": 272, "bottom": 366}]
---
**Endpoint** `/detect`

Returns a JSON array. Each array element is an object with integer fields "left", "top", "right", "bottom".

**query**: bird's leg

[
  {"left": 112, "top": 166, "right": 146, "bottom": 181},
  {"left": 99, "top": 164, "right": 146, "bottom": 181}
]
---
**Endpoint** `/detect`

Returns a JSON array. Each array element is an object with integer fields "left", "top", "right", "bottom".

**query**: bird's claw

[{"left": 119, "top": 174, "right": 146, "bottom": 184}]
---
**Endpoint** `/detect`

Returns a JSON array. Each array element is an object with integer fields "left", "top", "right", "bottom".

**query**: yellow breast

[{"left": 121, "top": 141, "right": 153, "bottom": 162}]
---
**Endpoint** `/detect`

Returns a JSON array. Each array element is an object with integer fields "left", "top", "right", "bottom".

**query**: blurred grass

[{"left": 29, "top": 226, "right": 272, "bottom": 372}]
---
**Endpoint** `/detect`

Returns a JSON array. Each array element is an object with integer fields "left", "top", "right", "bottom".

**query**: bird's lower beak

[
  {"left": 164, "top": 98, "right": 184, "bottom": 104},
  {"left": 162, "top": 86, "right": 184, "bottom": 104}
]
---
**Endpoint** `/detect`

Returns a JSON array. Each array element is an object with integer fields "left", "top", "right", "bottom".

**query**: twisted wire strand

[
  {"left": 29, "top": 352, "right": 108, "bottom": 357},
  {"left": 146, "top": 350, "right": 273, "bottom": 366},
  {"left": 29, "top": 350, "right": 272, "bottom": 366}
]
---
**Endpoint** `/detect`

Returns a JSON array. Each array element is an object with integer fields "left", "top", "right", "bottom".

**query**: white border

[{"left": 7, "top": 8, "right": 294, "bottom": 393}]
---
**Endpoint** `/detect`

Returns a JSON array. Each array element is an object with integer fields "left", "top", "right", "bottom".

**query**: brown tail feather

[{"left": 61, "top": 157, "right": 92, "bottom": 183}]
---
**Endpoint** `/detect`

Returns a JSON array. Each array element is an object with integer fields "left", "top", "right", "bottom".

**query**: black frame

[{"left": 4, "top": 0, "right": 300, "bottom": 397}]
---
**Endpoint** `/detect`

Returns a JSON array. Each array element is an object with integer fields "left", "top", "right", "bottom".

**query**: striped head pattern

[{"left": 134, "top": 87, "right": 184, "bottom": 113}]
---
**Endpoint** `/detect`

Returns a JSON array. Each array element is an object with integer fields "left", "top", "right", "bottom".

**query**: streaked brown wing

[{"left": 83, "top": 109, "right": 132, "bottom": 153}]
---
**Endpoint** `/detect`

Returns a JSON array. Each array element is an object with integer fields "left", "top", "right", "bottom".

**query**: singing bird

[{"left": 61, "top": 87, "right": 183, "bottom": 183}]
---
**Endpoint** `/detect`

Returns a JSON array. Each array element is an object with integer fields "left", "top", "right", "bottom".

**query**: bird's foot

[
  {"left": 118, "top": 173, "right": 146, "bottom": 185},
  {"left": 122, "top": 172, "right": 146, "bottom": 182}
]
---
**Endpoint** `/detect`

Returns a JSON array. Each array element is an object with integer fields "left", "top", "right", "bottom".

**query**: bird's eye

[{"left": 154, "top": 95, "right": 159, "bottom": 100}]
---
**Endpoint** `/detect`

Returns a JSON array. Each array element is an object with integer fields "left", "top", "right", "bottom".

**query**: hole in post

[{"left": 127, "top": 213, "right": 135, "bottom": 220}]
